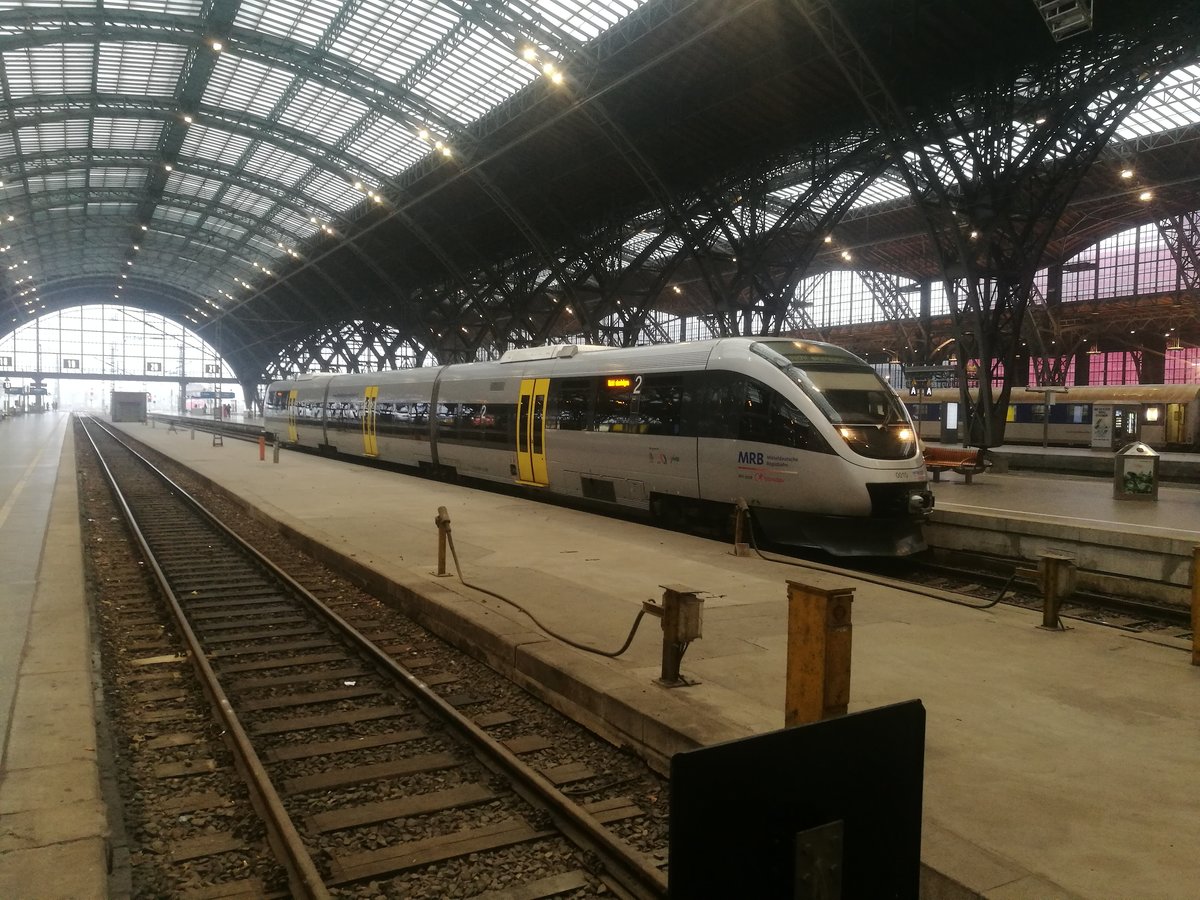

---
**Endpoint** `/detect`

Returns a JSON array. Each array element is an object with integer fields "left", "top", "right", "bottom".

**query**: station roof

[{"left": 0, "top": 0, "right": 1198, "bottom": 375}]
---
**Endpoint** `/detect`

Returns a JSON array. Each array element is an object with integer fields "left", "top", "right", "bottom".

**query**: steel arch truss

[
  {"left": 265, "top": 320, "right": 432, "bottom": 380},
  {"left": 793, "top": 0, "right": 1200, "bottom": 446}
]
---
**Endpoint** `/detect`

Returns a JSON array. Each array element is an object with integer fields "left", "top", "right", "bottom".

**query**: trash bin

[{"left": 1113, "top": 441, "right": 1159, "bottom": 501}]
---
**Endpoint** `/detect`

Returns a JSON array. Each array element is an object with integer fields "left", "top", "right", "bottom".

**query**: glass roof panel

[
  {"left": 91, "top": 168, "right": 147, "bottom": 190},
  {"left": 528, "top": 0, "right": 642, "bottom": 41},
  {"left": 235, "top": 0, "right": 341, "bottom": 49},
  {"left": 1116, "top": 64, "right": 1200, "bottom": 139},
  {"left": 303, "top": 170, "right": 360, "bottom": 211},
  {"left": 345, "top": 116, "right": 426, "bottom": 176},
  {"left": 272, "top": 209, "right": 316, "bottom": 238},
  {"left": 103, "top": 0, "right": 203, "bottom": 14},
  {"left": 240, "top": 143, "right": 315, "bottom": 188},
  {"left": 167, "top": 173, "right": 223, "bottom": 202},
  {"left": 2, "top": 45, "right": 93, "bottom": 98},
  {"left": 27, "top": 171, "right": 86, "bottom": 193},
  {"left": 416, "top": 32, "right": 529, "bottom": 124},
  {"left": 91, "top": 118, "right": 165, "bottom": 151},
  {"left": 200, "top": 218, "right": 249, "bottom": 244},
  {"left": 202, "top": 55, "right": 294, "bottom": 119},
  {"left": 96, "top": 43, "right": 189, "bottom": 97},
  {"left": 18, "top": 120, "right": 91, "bottom": 154},
  {"left": 277, "top": 81, "right": 371, "bottom": 142},
  {"left": 221, "top": 188, "right": 279, "bottom": 226},
  {"left": 854, "top": 174, "right": 912, "bottom": 207},
  {"left": 329, "top": 0, "right": 459, "bottom": 82},
  {"left": 180, "top": 126, "right": 254, "bottom": 169}
]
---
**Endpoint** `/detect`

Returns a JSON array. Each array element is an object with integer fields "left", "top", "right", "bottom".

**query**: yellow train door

[
  {"left": 286, "top": 389, "right": 298, "bottom": 443},
  {"left": 516, "top": 378, "right": 550, "bottom": 485},
  {"left": 362, "top": 385, "right": 379, "bottom": 457}
]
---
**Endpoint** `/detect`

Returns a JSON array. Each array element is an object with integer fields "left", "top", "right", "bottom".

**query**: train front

[{"left": 736, "top": 340, "right": 933, "bottom": 556}]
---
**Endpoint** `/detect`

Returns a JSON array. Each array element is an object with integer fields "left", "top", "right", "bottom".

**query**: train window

[
  {"left": 594, "top": 381, "right": 633, "bottom": 432},
  {"left": 456, "top": 403, "right": 487, "bottom": 442},
  {"left": 739, "top": 380, "right": 772, "bottom": 443},
  {"left": 692, "top": 371, "right": 742, "bottom": 440},
  {"left": 383, "top": 401, "right": 430, "bottom": 439},
  {"left": 266, "top": 390, "right": 288, "bottom": 412},
  {"left": 297, "top": 400, "right": 322, "bottom": 419},
  {"left": 631, "top": 375, "right": 682, "bottom": 435},
  {"left": 554, "top": 378, "right": 592, "bottom": 431},
  {"left": 738, "top": 379, "right": 825, "bottom": 451}
]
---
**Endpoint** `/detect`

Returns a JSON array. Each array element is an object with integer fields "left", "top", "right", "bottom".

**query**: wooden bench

[{"left": 922, "top": 446, "right": 992, "bottom": 484}]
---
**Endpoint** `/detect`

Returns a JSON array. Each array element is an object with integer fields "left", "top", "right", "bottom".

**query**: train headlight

[
  {"left": 897, "top": 427, "right": 913, "bottom": 442},
  {"left": 838, "top": 426, "right": 855, "bottom": 441}
]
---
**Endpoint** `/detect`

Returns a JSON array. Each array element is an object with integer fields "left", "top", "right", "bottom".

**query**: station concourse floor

[{"left": 4, "top": 411, "right": 1199, "bottom": 898}]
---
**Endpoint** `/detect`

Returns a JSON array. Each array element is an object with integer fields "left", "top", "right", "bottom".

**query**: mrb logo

[{"left": 736, "top": 450, "right": 764, "bottom": 465}]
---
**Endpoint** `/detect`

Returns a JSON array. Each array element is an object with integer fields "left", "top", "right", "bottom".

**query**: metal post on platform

[
  {"left": 434, "top": 507, "right": 453, "bottom": 577},
  {"left": 190, "top": 426, "right": 195, "bottom": 440},
  {"left": 732, "top": 498, "right": 753, "bottom": 557},
  {"left": 258, "top": 434, "right": 266, "bottom": 461},
  {"left": 273, "top": 439, "right": 280, "bottom": 464},
  {"left": 1192, "top": 546, "right": 1199, "bottom": 667},
  {"left": 641, "top": 585, "right": 704, "bottom": 686},
  {"left": 785, "top": 580, "right": 854, "bottom": 726},
  {"left": 1038, "top": 550, "right": 1077, "bottom": 630}
]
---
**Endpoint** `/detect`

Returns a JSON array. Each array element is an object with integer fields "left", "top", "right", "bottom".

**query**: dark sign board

[{"left": 670, "top": 700, "right": 925, "bottom": 899}]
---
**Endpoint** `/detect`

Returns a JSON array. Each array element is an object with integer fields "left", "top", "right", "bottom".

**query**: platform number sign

[
  {"left": 204, "top": 364, "right": 220, "bottom": 374},
  {"left": 146, "top": 361, "right": 162, "bottom": 372},
  {"left": 0, "top": 356, "right": 11, "bottom": 367},
  {"left": 62, "top": 358, "right": 80, "bottom": 369}
]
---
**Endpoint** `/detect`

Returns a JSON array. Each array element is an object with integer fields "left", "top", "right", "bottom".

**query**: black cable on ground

[
  {"left": 443, "top": 527, "right": 648, "bottom": 658},
  {"left": 735, "top": 498, "right": 1014, "bottom": 611}
]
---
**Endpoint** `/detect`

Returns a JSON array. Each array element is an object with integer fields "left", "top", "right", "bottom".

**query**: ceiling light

[
  {"left": 211, "top": 40, "right": 223, "bottom": 52},
  {"left": 183, "top": 115, "right": 193, "bottom": 124},
  {"left": 521, "top": 46, "right": 538, "bottom": 62},
  {"left": 1139, "top": 190, "right": 1153, "bottom": 201},
  {"left": 1120, "top": 168, "right": 1133, "bottom": 179}
]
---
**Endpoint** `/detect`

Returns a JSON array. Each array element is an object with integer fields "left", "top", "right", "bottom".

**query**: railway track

[
  {"left": 755, "top": 534, "right": 1193, "bottom": 636},
  {"left": 79, "top": 415, "right": 669, "bottom": 899}
]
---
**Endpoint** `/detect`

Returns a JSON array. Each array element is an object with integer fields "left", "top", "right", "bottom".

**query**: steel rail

[
  {"left": 79, "top": 415, "right": 332, "bottom": 900},
  {"left": 88, "top": 416, "right": 669, "bottom": 899}
]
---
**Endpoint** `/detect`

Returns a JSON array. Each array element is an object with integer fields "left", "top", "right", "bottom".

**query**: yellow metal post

[{"left": 785, "top": 581, "right": 854, "bottom": 727}]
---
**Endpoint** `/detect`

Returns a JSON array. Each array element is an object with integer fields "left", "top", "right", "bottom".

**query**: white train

[{"left": 265, "top": 338, "right": 934, "bottom": 555}]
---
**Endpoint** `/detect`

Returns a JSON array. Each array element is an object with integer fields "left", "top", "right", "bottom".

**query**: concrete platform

[
  {"left": 109, "top": 418, "right": 1200, "bottom": 899},
  {"left": 0, "top": 413, "right": 110, "bottom": 899},
  {"left": 926, "top": 467, "right": 1199, "bottom": 605},
  {"left": 5, "top": 413, "right": 1195, "bottom": 896}
]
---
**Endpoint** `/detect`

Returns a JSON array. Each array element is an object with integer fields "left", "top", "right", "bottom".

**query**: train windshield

[
  {"left": 751, "top": 341, "right": 916, "bottom": 459},
  {"left": 750, "top": 341, "right": 907, "bottom": 425}
]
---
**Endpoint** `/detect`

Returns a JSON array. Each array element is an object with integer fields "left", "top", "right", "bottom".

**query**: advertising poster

[{"left": 1091, "top": 404, "right": 1113, "bottom": 449}]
